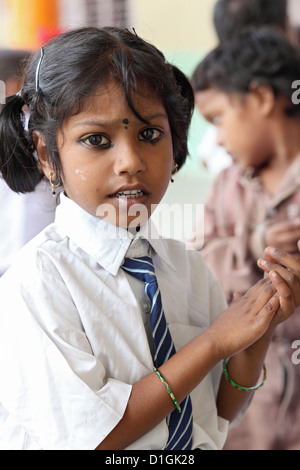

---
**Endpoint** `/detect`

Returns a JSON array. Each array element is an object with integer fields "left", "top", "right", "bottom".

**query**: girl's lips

[
  {"left": 113, "top": 189, "right": 145, "bottom": 198},
  {"left": 108, "top": 186, "right": 149, "bottom": 208},
  {"left": 109, "top": 184, "right": 149, "bottom": 199}
]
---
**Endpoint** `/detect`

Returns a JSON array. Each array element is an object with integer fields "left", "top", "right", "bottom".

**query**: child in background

[
  {"left": 0, "top": 27, "right": 298, "bottom": 450},
  {"left": 191, "top": 27, "right": 300, "bottom": 449},
  {"left": 196, "top": 0, "right": 298, "bottom": 179},
  {"left": 0, "top": 49, "right": 57, "bottom": 276}
]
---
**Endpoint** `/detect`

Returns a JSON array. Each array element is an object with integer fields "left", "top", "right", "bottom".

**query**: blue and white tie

[{"left": 122, "top": 256, "right": 193, "bottom": 450}]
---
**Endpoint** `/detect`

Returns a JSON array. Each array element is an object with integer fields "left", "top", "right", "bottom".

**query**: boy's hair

[
  {"left": 0, "top": 27, "right": 194, "bottom": 193},
  {"left": 214, "top": 0, "right": 288, "bottom": 41},
  {"left": 192, "top": 27, "right": 300, "bottom": 116}
]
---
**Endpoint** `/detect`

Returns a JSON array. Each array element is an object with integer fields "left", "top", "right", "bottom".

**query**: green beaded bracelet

[
  {"left": 153, "top": 367, "right": 181, "bottom": 413},
  {"left": 223, "top": 359, "right": 267, "bottom": 392}
]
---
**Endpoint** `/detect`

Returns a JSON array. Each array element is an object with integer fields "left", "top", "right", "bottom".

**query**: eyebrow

[{"left": 72, "top": 113, "right": 168, "bottom": 128}]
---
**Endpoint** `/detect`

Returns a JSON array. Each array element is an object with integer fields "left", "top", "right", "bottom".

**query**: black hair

[
  {"left": 214, "top": 0, "right": 288, "bottom": 41},
  {"left": 191, "top": 27, "right": 300, "bottom": 117},
  {"left": 0, "top": 27, "right": 194, "bottom": 193}
]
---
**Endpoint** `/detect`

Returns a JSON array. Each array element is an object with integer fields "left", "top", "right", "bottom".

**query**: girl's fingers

[
  {"left": 263, "top": 246, "right": 300, "bottom": 274},
  {"left": 257, "top": 258, "right": 300, "bottom": 306},
  {"left": 251, "top": 283, "right": 279, "bottom": 331},
  {"left": 258, "top": 294, "right": 280, "bottom": 321},
  {"left": 242, "top": 278, "right": 268, "bottom": 300},
  {"left": 250, "top": 278, "right": 277, "bottom": 312},
  {"left": 269, "top": 270, "right": 295, "bottom": 322},
  {"left": 258, "top": 258, "right": 289, "bottom": 278}
]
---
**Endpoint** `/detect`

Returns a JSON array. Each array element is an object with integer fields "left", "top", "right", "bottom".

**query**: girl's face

[
  {"left": 43, "top": 81, "right": 173, "bottom": 228},
  {"left": 195, "top": 88, "right": 273, "bottom": 168}
]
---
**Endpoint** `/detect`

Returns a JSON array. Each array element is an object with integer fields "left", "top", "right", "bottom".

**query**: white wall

[{"left": 131, "top": 0, "right": 217, "bottom": 52}]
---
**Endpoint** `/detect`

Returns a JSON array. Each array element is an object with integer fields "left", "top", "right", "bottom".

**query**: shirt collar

[
  {"left": 55, "top": 193, "right": 175, "bottom": 275},
  {"left": 239, "top": 154, "right": 300, "bottom": 190}
]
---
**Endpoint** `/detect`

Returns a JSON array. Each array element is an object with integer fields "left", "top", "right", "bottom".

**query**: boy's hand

[{"left": 257, "top": 245, "right": 300, "bottom": 324}]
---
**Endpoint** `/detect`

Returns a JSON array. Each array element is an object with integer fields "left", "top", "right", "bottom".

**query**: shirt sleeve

[{"left": 0, "top": 262, "right": 132, "bottom": 450}]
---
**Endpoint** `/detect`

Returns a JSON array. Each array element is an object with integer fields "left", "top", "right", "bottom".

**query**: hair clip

[{"left": 35, "top": 47, "right": 45, "bottom": 92}]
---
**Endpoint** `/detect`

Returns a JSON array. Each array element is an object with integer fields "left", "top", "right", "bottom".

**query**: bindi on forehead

[{"left": 123, "top": 118, "right": 129, "bottom": 129}]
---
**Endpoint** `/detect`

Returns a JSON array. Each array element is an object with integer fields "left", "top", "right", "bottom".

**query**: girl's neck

[
  {"left": 257, "top": 118, "right": 300, "bottom": 195},
  {"left": 269, "top": 116, "right": 300, "bottom": 167}
]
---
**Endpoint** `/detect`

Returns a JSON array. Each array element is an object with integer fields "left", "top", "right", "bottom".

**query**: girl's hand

[
  {"left": 257, "top": 245, "right": 300, "bottom": 324},
  {"left": 209, "top": 278, "right": 279, "bottom": 358}
]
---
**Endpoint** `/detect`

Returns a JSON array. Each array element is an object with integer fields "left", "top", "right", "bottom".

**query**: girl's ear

[
  {"left": 248, "top": 82, "right": 275, "bottom": 117},
  {"left": 33, "top": 131, "right": 52, "bottom": 176}
]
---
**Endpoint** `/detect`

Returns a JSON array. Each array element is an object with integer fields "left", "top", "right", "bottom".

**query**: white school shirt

[{"left": 0, "top": 193, "right": 228, "bottom": 450}]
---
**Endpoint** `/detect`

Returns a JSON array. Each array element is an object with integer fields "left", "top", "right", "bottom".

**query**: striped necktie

[{"left": 122, "top": 256, "right": 193, "bottom": 450}]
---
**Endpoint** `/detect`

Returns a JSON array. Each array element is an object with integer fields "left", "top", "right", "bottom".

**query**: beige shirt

[{"left": 192, "top": 156, "right": 300, "bottom": 302}]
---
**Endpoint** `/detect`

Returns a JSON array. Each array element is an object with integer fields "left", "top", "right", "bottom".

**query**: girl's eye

[
  {"left": 81, "top": 134, "right": 111, "bottom": 148},
  {"left": 139, "top": 128, "right": 162, "bottom": 142}
]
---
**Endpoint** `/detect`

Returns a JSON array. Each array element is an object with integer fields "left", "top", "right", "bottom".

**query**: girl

[
  {"left": 191, "top": 28, "right": 300, "bottom": 449},
  {"left": 0, "top": 27, "right": 298, "bottom": 451}
]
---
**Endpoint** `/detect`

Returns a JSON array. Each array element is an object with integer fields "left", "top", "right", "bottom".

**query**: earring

[
  {"left": 170, "top": 162, "right": 178, "bottom": 183},
  {"left": 48, "top": 172, "right": 61, "bottom": 196}
]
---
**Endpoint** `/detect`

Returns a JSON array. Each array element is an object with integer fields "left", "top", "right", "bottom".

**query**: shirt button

[{"left": 143, "top": 300, "right": 151, "bottom": 314}]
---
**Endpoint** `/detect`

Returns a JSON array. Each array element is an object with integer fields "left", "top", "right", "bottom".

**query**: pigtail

[{"left": 0, "top": 94, "right": 43, "bottom": 193}]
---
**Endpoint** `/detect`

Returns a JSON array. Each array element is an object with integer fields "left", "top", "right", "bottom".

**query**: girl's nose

[{"left": 114, "top": 141, "right": 146, "bottom": 176}]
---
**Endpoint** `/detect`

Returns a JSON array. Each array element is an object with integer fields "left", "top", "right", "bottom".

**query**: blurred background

[{"left": 1, "top": 0, "right": 300, "bottom": 238}]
